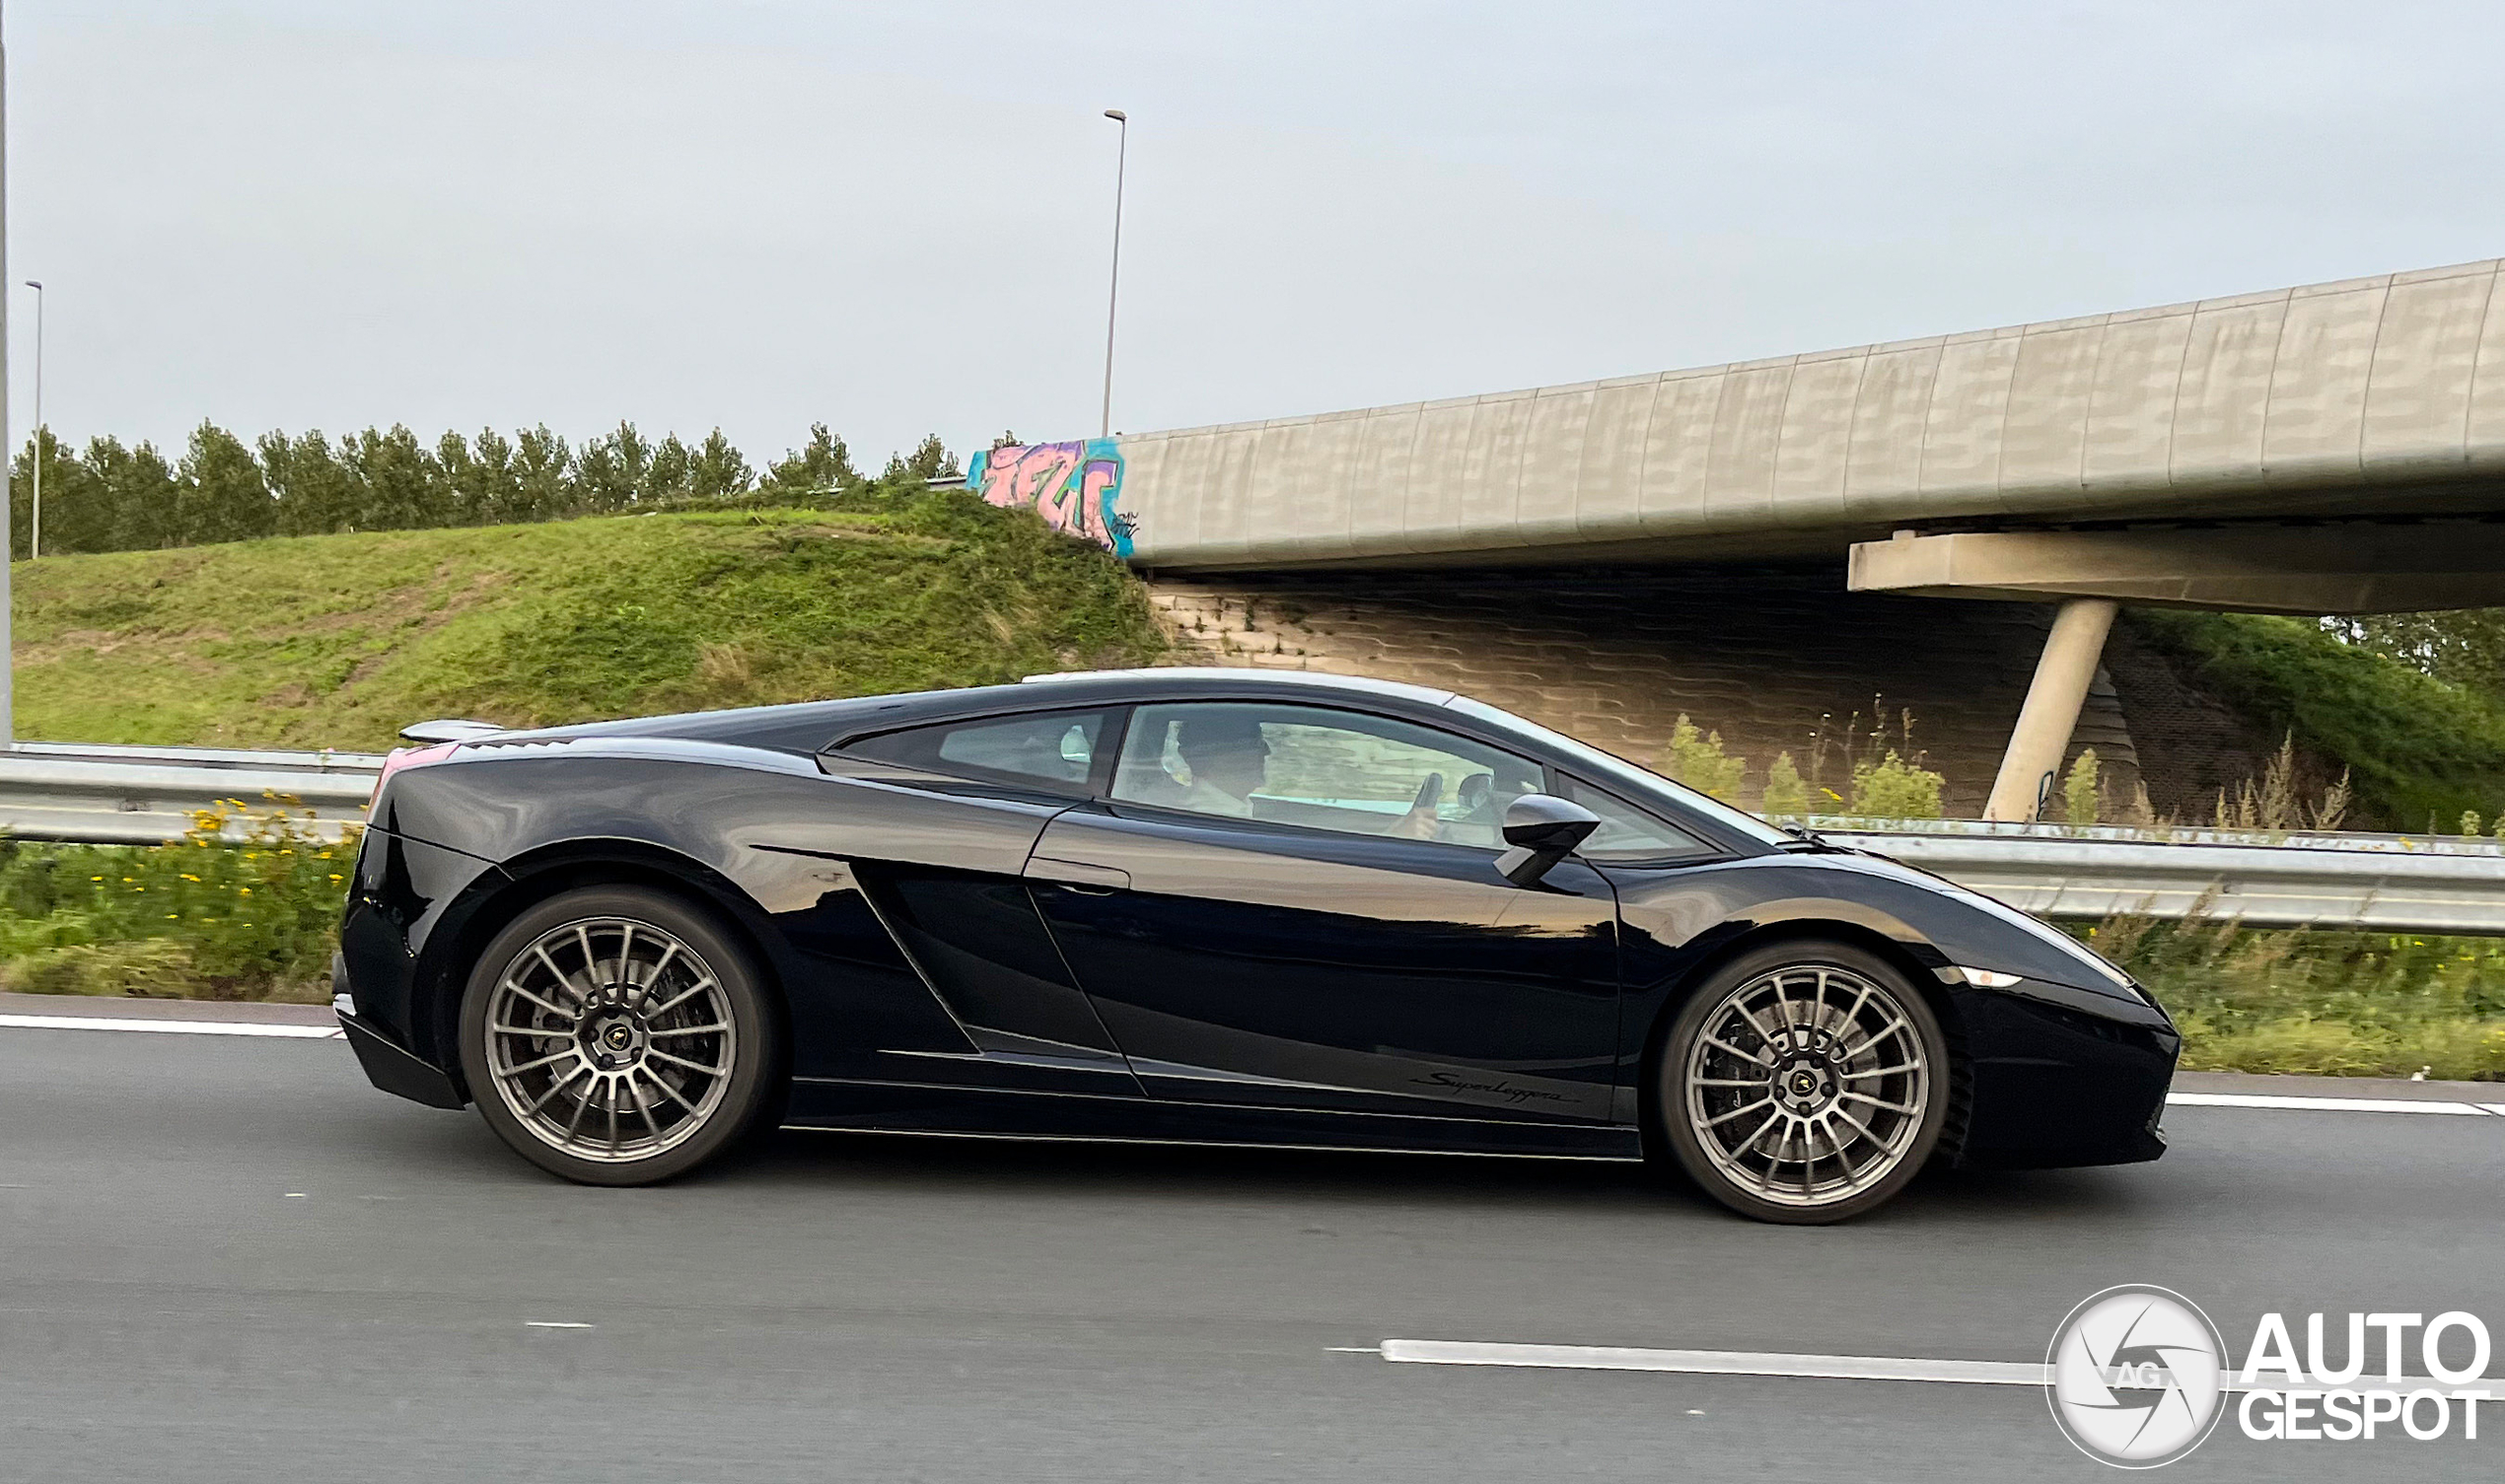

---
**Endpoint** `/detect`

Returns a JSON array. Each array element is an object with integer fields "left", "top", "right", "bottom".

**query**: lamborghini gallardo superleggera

[{"left": 334, "top": 669, "right": 2177, "bottom": 1223}]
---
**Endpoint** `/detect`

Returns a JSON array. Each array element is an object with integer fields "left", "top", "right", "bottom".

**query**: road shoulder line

[
  {"left": 1372, "top": 1339, "right": 2496, "bottom": 1396},
  {"left": 0, "top": 1013, "right": 342, "bottom": 1040},
  {"left": 2167, "top": 1090, "right": 2493, "bottom": 1115}
]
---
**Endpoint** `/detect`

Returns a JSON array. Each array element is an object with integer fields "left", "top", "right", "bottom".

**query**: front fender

[{"left": 1604, "top": 851, "right": 2178, "bottom": 1166}]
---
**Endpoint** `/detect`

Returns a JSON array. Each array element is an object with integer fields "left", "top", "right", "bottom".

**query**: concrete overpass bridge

[{"left": 972, "top": 256, "right": 2505, "bottom": 821}]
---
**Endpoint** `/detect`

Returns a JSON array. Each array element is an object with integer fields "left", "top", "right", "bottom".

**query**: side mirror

[{"left": 1495, "top": 794, "right": 1601, "bottom": 886}]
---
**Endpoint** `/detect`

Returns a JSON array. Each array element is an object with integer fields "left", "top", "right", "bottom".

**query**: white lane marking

[
  {"left": 2168, "top": 1091, "right": 2493, "bottom": 1116},
  {"left": 0, "top": 1013, "right": 342, "bottom": 1039},
  {"left": 526, "top": 1321, "right": 595, "bottom": 1329},
  {"left": 1375, "top": 1340, "right": 2496, "bottom": 1396},
  {"left": 1383, "top": 1339, "right": 2046, "bottom": 1385}
]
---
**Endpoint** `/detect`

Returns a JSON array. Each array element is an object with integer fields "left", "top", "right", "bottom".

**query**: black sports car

[{"left": 335, "top": 668, "right": 2178, "bottom": 1223}]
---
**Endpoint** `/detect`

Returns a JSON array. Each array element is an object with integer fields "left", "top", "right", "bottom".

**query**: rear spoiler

[{"left": 398, "top": 719, "right": 507, "bottom": 743}]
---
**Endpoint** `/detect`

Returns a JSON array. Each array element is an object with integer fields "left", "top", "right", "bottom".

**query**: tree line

[{"left": 3, "top": 421, "right": 963, "bottom": 556}]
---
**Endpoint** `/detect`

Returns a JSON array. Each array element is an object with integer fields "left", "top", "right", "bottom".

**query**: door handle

[{"left": 1028, "top": 857, "right": 1131, "bottom": 894}]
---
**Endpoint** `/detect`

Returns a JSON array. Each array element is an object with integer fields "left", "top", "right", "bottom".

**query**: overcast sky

[{"left": 8, "top": 1, "right": 2505, "bottom": 468}]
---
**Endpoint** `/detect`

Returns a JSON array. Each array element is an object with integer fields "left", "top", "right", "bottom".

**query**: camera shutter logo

[{"left": 2046, "top": 1286, "right": 2227, "bottom": 1468}]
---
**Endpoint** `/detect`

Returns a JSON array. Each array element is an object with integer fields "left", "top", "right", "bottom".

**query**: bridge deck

[{"left": 1005, "top": 257, "right": 2505, "bottom": 571}]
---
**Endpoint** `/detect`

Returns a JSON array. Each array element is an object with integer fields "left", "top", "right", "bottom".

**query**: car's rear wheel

[
  {"left": 1654, "top": 940, "right": 1948, "bottom": 1225},
  {"left": 458, "top": 885, "right": 781, "bottom": 1186}
]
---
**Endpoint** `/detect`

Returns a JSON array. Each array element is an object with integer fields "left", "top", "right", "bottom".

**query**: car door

[
  {"left": 1025, "top": 700, "right": 1622, "bottom": 1123},
  {"left": 816, "top": 704, "right": 1143, "bottom": 1095}
]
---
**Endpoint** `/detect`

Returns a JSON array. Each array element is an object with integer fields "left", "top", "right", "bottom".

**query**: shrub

[
  {"left": 1665, "top": 714, "right": 1747, "bottom": 802},
  {"left": 1760, "top": 751, "right": 1811, "bottom": 817},
  {"left": 1846, "top": 750, "right": 1945, "bottom": 820},
  {"left": 2063, "top": 749, "right": 2101, "bottom": 827}
]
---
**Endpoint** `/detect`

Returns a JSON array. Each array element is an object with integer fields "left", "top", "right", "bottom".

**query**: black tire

[
  {"left": 458, "top": 885, "right": 783, "bottom": 1187},
  {"left": 1653, "top": 939, "right": 1949, "bottom": 1225}
]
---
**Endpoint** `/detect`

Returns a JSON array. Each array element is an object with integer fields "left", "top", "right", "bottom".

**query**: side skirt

[{"left": 785, "top": 1078, "right": 1642, "bottom": 1161}]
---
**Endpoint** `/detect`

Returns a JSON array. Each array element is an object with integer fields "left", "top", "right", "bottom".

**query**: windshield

[{"left": 1442, "top": 696, "right": 1794, "bottom": 849}]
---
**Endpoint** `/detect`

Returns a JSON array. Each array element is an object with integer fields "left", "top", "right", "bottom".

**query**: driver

[
  {"left": 1171, "top": 714, "right": 1269, "bottom": 816},
  {"left": 1440, "top": 759, "right": 1542, "bottom": 846}
]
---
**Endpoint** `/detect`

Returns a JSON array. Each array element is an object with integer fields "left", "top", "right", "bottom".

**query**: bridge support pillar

[{"left": 1984, "top": 598, "right": 2117, "bottom": 822}]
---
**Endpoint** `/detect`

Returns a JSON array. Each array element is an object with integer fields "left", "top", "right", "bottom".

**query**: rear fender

[{"left": 406, "top": 838, "right": 795, "bottom": 1079}]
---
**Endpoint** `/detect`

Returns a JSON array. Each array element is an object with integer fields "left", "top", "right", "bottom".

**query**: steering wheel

[{"left": 1390, "top": 772, "right": 1445, "bottom": 839}]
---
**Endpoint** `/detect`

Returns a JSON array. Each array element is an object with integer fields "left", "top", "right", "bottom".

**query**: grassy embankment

[
  {"left": 12, "top": 492, "right": 1162, "bottom": 751},
  {"left": 0, "top": 492, "right": 1166, "bottom": 999},
  {"left": 2127, "top": 607, "right": 2505, "bottom": 832}
]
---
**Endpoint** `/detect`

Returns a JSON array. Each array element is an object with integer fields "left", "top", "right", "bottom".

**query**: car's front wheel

[
  {"left": 458, "top": 885, "right": 782, "bottom": 1186},
  {"left": 1654, "top": 940, "right": 1949, "bottom": 1224}
]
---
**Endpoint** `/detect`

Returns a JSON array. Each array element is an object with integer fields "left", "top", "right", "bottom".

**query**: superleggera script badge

[{"left": 1413, "top": 1071, "right": 1570, "bottom": 1104}]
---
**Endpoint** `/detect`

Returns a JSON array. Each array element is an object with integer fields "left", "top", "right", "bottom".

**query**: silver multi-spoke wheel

[
  {"left": 1682, "top": 963, "right": 1933, "bottom": 1213},
  {"left": 484, "top": 916, "right": 738, "bottom": 1165}
]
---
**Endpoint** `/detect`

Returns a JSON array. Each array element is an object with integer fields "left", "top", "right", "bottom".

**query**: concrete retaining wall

[{"left": 1145, "top": 566, "right": 2146, "bottom": 818}]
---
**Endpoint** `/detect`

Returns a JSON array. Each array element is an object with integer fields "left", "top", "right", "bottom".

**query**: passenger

[{"left": 1170, "top": 714, "right": 1270, "bottom": 817}]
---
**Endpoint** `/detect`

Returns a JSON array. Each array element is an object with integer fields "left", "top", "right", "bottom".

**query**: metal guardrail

[
  {"left": 0, "top": 742, "right": 383, "bottom": 844},
  {"left": 1825, "top": 826, "right": 2505, "bottom": 935},
  {"left": 1800, "top": 812, "right": 2505, "bottom": 858},
  {"left": 9, "top": 743, "right": 2505, "bottom": 934}
]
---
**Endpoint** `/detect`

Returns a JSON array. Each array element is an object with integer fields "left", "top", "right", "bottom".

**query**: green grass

[
  {"left": 11, "top": 490, "right": 1168, "bottom": 751},
  {"left": 2128, "top": 607, "right": 2505, "bottom": 831},
  {"left": 2079, "top": 915, "right": 2505, "bottom": 1081},
  {"left": 0, "top": 805, "right": 353, "bottom": 1002}
]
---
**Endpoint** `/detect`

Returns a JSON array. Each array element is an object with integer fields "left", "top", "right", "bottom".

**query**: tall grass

[{"left": 2080, "top": 908, "right": 2505, "bottom": 1080}]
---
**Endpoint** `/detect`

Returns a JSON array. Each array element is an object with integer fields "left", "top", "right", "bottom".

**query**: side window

[
  {"left": 1112, "top": 702, "right": 1542, "bottom": 846},
  {"left": 1555, "top": 776, "right": 1710, "bottom": 863},
  {"left": 843, "top": 709, "right": 1108, "bottom": 793}
]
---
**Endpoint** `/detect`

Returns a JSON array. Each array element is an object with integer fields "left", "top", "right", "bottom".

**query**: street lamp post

[
  {"left": 23, "top": 280, "right": 37, "bottom": 559},
  {"left": 1, "top": 0, "right": 16, "bottom": 746},
  {"left": 1099, "top": 108, "right": 1127, "bottom": 440}
]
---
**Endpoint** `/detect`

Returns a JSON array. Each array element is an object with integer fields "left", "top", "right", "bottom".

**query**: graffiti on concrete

[{"left": 967, "top": 440, "right": 1135, "bottom": 558}]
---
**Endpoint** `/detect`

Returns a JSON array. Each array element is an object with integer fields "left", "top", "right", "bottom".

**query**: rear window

[{"left": 844, "top": 709, "right": 1109, "bottom": 793}]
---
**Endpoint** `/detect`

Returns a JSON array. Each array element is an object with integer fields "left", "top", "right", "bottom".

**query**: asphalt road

[{"left": 2, "top": 1025, "right": 2499, "bottom": 1483}]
